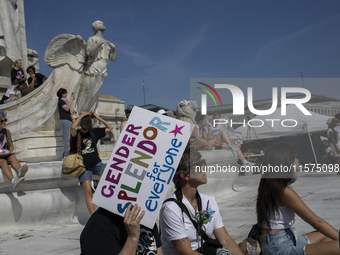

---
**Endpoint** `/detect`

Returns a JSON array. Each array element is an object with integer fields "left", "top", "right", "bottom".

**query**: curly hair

[{"left": 172, "top": 146, "right": 202, "bottom": 190}]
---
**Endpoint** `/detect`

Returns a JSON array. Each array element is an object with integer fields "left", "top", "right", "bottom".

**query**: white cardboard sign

[{"left": 92, "top": 106, "right": 191, "bottom": 228}]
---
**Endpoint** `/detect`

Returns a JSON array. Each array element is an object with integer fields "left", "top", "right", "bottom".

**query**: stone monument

[
  {"left": 176, "top": 100, "right": 198, "bottom": 124},
  {"left": 0, "top": 12, "right": 123, "bottom": 162},
  {"left": 0, "top": 0, "right": 28, "bottom": 92}
]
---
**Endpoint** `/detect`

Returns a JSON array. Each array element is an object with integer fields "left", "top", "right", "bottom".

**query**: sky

[{"left": 24, "top": 0, "right": 340, "bottom": 111}]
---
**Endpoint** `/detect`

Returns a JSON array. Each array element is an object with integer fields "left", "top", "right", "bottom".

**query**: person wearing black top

[
  {"left": 10, "top": 59, "right": 27, "bottom": 85},
  {"left": 80, "top": 204, "right": 162, "bottom": 255},
  {"left": 70, "top": 112, "right": 113, "bottom": 215},
  {"left": 57, "top": 88, "right": 74, "bottom": 160},
  {"left": 27, "top": 66, "right": 47, "bottom": 89}
]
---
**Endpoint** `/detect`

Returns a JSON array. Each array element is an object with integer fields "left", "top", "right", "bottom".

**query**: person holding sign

[
  {"left": 70, "top": 112, "right": 113, "bottom": 214},
  {"left": 160, "top": 146, "right": 243, "bottom": 255},
  {"left": 80, "top": 203, "right": 162, "bottom": 255}
]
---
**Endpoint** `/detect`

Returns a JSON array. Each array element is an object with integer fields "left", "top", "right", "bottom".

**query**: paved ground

[{"left": 0, "top": 171, "right": 339, "bottom": 255}]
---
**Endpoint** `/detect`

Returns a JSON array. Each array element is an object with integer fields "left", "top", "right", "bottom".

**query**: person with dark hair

[
  {"left": 191, "top": 111, "right": 214, "bottom": 150},
  {"left": 57, "top": 88, "right": 74, "bottom": 160},
  {"left": 256, "top": 141, "right": 339, "bottom": 255},
  {"left": 160, "top": 146, "right": 243, "bottom": 255},
  {"left": 335, "top": 113, "right": 340, "bottom": 122},
  {"left": 80, "top": 203, "right": 162, "bottom": 255},
  {"left": 70, "top": 112, "right": 113, "bottom": 215},
  {"left": 27, "top": 66, "right": 47, "bottom": 89},
  {"left": 0, "top": 111, "right": 28, "bottom": 188}
]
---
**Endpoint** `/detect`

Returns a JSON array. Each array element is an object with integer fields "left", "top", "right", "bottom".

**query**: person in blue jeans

[
  {"left": 256, "top": 142, "right": 339, "bottom": 255},
  {"left": 57, "top": 88, "right": 74, "bottom": 160},
  {"left": 70, "top": 112, "right": 113, "bottom": 214}
]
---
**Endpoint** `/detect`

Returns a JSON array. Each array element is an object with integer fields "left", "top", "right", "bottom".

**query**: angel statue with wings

[{"left": 45, "top": 20, "right": 117, "bottom": 118}]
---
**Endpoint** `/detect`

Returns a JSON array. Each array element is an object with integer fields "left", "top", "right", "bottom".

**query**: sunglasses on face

[
  {"left": 191, "top": 159, "right": 206, "bottom": 168},
  {"left": 0, "top": 119, "right": 7, "bottom": 123}
]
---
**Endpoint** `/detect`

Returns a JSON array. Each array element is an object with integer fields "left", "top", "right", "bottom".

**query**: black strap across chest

[{"left": 163, "top": 189, "right": 210, "bottom": 241}]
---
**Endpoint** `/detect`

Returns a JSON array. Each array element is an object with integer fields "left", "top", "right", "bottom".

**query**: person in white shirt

[{"left": 160, "top": 146, "right": 243, "bottom": 255}]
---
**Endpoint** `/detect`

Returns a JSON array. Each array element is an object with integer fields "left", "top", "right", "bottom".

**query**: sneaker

[
  {"left": 91, "top": 180, "right": 99, "bottom": 192},
  {"left": 228, "top": 144, "right": 238, "bottom": 151},
  {"left": 12, "top": 177, "right": 25, "bottom": 188},
  {"left": 18, "top": 164, "right": 28, "bottom": 178},
  {"left": 243, "top": 160, "right": 255, "bottom": 166}
]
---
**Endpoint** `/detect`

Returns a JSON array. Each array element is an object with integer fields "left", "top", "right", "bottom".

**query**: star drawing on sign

[{"left": 169, "top": 125, "right": 184, "bottom": 137}]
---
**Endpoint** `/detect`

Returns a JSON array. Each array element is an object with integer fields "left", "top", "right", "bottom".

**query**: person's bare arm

[
  {"left": 283, "top": 187, "right": 338, "bottom": 240},
  {"left": 28, "top": 74, "right": 35, "bottom": 88},
  {"left": 204, "top": 124, "right": 212, "bottom": 140},
  {"left": 18, "top": 65, "right": 27, "bottom": 81},
  {"left": 171, "top": 237, "right": 201, "bottom": 255},
  {"left": 92, "top": 112, "right": 113, "bottom": 133},
  {"left": 6, "top": 129, "right": 14, "bottom": 152},
  {"left": 193, "top": 126, "right": 205, "bottom": 142},
  {"left": 120, "top": 120, "right": 127, "bottom": 132},
  {"left": 61, "top": 95, "right": 74, "bottom": 112},
  {"left": 214, "top": 227, "right": 243, "bottom": 255},
  {"left": 328, "top": 130, "right": 340, "bottom": 153},
  {"left": 156, "top": 247, "right": 162, "bottom": 255}
]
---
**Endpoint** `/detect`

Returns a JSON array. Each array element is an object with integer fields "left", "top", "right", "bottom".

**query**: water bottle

[{"left": 249, "top": 245, "right": 257, "bottom": 255}]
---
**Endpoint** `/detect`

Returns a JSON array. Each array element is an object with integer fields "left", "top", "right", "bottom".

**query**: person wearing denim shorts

[
  {"left": 257, "top": 142, "right": 340, "bottom": 255},
  {"left": 70, "top": 112, "right": 113, "bottom": 215},
  {"left": 261, "top": 228, "right": 309, "bottom": 255}
]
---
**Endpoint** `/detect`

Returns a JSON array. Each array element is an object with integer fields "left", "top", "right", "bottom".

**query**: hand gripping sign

[{"left": 92, "top": 107, "right": 191, "bottom": 228}]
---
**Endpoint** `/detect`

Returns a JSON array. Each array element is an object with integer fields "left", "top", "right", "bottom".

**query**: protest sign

[{"left": 92, "top": 106, "right": 191, "bottom": 228}]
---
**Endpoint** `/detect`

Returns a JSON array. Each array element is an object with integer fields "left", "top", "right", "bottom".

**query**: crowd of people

[
  {"left": 0, "top": 59, "right": 47, "bottom": 104},
  {"left": 0, "top": 60, "right": 339, "bottom": 254}
]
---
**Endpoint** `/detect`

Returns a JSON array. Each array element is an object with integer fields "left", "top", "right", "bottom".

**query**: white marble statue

[
  {"left": 27, "top": 49, "right": 39, "bottom": 72},
  {"left": 176, "top": 100, "right": 198, "bottom": 124},
  {"left": 72, "top": 20, "right": 117, "bottom": 117},
  {"left": 44, "top": 20, "right": 117, "bottom": 118},
  {"left": 0, "top": 0, "right": 24, "bottom": 65}
]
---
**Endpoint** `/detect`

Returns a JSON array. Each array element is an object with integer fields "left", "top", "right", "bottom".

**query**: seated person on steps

[
  {"left": 0, "top": 111, "right": 28, "bottom": 188},
  {"left": 209, "top": 110, "right": 254, "bottom": 166}
]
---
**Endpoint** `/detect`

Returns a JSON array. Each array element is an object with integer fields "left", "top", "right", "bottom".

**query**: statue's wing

[{"left": 44, "top": 34, "right": 86, "bottom": 71}]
